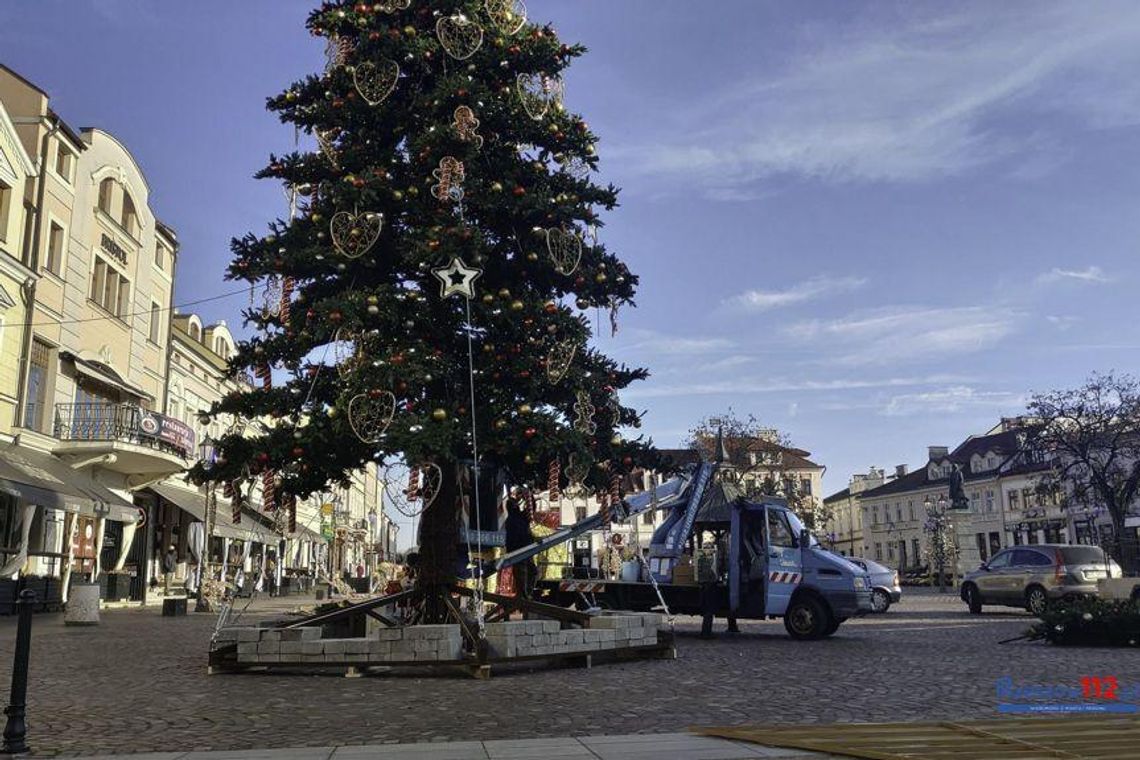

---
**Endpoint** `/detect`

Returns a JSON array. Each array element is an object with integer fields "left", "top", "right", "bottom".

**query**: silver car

[
  {"left": 845, "top": 557, "right": 901, "bottom": 613},
  {"left": 960, "top": 544, "right": 1122, "bottom": 616}
]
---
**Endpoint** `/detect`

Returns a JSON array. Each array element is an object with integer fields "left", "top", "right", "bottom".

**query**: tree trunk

[{"left": 416, "top": 460, "right": 458, "bottom": 624}]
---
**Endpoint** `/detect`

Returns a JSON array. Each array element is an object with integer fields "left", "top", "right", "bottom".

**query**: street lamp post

[{"left": 196, "top": 437, "right": 217, "bottom": 613}]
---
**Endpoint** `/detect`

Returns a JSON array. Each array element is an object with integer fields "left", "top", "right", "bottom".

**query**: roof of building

[
  {"left": 662, "top": 437, "right": 822, "bottom": 471},
  {"left": 823, "top": 487, "right": 851, "bottom": 504}
]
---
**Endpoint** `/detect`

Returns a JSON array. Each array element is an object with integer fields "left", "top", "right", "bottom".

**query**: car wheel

[
  {"left": 871, "top": 589, "right": 891, "bottom": 613},
  {"left": 1025, "top": 586, "right": 1048, "bottom": 617},
  {"left": 963, "top": 583, "right": 983, "bottom": 614},
  {"left": 822, "top": 614, "right": 842, "bottom": 637},
  {"left": 784, "top": 596, "right": 829, "bottom": 640}
]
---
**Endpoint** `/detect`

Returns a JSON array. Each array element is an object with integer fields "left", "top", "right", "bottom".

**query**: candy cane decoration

[
  {"left": 262, "top": 470, "right": 276, "bottom": 511},
  {"left": 598, "top": 491, "right": 610, "bottom": 525},
  {"left": 407, "top": 466, "right": 421, "bottom": 502},
  {"left": 280, "top": 276, "right": 294, "bottom": 324},
  {"left": 610, "top": 473, "right": 621, "bottom": 512},
  {"left": 548, "top": 459, "right": 561, "bottom": 502},
  {"left": 286, "top": 494, "right": 297, "bottom": 533}
]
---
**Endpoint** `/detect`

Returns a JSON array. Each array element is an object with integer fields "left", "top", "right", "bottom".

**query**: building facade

[{"left": 822, "top": 466, "right": 889, "bottom": 557}]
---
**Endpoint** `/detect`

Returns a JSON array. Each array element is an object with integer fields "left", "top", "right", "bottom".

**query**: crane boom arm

[{"left": 487, "top": 469, "right": 695, "bottom": 574}]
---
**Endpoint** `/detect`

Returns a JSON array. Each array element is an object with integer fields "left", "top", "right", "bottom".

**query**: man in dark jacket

[
  {"left": 503, "top": 494, "right": 537, "bottom": 609},
  {"left": 162, "top": 546, "right": 177, "bottom": 595}
]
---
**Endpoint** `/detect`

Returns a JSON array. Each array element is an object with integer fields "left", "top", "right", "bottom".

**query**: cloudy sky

[{"left": 4, "top": 0, "right": 1139, "bottom": 500}]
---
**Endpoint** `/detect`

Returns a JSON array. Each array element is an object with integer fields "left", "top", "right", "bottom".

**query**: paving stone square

[{"left": 0, "top": 589, "right": 1129, "bottom": 756}]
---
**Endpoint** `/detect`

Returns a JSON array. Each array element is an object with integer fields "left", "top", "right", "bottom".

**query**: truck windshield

[{"left": 781, "top": 509, "right": 820, "bottom": 547}]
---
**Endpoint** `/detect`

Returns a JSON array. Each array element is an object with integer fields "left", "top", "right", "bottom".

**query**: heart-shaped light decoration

[
  {"left": 348, "top": 391, "right": 396, "bottom": 444},
  {"left": 545, "top": 340, "right": 577, "bottom": 384},
  {"left": 353, "top": 59, "right": 399, "bottom": 106},
  {"left": 546, "top": 227, "right": 582, "bottom": 275},
  {"left": 485, "top": 0, "right": 527, "bottom": 35},
  {"left": 330, "top": 210, "right": 382, "bottom": 259},
  {"left": 436, "top": 15, "right": 484, "bottom": 60},
  {"left": 517, "top": 73, "right": 564, "bottom": 121}
]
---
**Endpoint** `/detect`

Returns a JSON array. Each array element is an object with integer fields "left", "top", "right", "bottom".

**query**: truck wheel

[
  {"left": 822, "top": 615, "right": 844, "bottom": 637},
  {"left": 784, "top": 596, "right": 828, "bottom": 640},
  {"left": 963, "top": 583, "right": 982, "bottom": 614},
  {"left": 871, "top": 589, "right": 891, "bottom": 613}
]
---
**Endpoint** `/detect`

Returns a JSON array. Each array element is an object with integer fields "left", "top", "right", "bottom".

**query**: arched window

[
  {"left": 189, "top": 323, "right": 201, "bottom": 341},
  {"left": 121, "top": 192, "right": 138, "bottom": 238},
  {"left": 98, "top": 178, "right": 114, "bottom": 215}
]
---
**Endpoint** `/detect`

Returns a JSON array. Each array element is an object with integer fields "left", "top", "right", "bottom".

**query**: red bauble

[
  {"left": 306, "top": 309, "right": 316, "bottom": 320},
  {"left": 293, "top": 447, "right": 305, "bottom": 458},
  {"left": 329, "top": 310, "right": 343, "bottom": 322},
  {"left": 257, "top": 453, "right": 270, "bottom": 464},
  {"left": 524, "top": 427, "right": 537, "bottom": 439},
  {"left": 512, "top": 185, "right": 526, "bottom": 196},
  {"left": 623, "top": 456, "right": 633, "bottom": 467},
  {"left": 519, "top": 370, "right": 531, "bottom": 379}
]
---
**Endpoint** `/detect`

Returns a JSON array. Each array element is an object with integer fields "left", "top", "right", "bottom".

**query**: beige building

[
  {"left": 823, "top": 466, "right": 890, "bottom": 557},
  {"left": 0, "top": 64, "right": 186, "bottom": 606}
]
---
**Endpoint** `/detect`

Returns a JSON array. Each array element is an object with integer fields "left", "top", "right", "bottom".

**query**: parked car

[
  {"left": 960, "top": 544, "right": 1122, "bottom": 616},
  {"left": 844, "top": 557, "right": 901, "bottom": 612}
]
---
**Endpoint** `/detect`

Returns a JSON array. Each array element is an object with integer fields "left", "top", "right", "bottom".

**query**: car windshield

[{"left": 1059, "top": 546, "right": 1110, "bottom": 564}]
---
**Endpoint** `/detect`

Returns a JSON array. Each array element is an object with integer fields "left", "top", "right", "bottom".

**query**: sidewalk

[{"left": 60, "top": 734, "right": 839, "bottom": 760}]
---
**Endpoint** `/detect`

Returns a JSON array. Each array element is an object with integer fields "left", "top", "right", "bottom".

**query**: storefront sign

[
  {"left": 138, "top": 412, "right": 196, "bottom": 456},
  {"left": 100, "top": 233, "right": 129, "bottom": 265}
]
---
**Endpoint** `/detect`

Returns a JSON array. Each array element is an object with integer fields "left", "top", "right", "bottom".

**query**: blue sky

[{"left": 3, "top": 1, "right": 1139, "bottom": 499}]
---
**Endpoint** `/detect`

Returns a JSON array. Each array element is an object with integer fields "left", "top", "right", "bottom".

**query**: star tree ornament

[{"left": 433, "top": 257, "right": 483, "bottom": 299}]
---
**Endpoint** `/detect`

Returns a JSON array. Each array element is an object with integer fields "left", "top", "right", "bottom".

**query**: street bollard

[{"left": 2, "top": 589, "right": 36, "bottom": 755}]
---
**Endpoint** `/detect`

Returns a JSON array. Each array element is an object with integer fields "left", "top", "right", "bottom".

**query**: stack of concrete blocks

[
  {"left": 483, "top": 612, "right": 660, "bottom": 659},
  {"left": 220, "top": 623, "right": 464, "bottom": 666}
]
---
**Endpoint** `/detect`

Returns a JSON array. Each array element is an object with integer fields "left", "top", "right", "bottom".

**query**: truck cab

[{"left": 726, "top": 499, "right": 874, "bottom": 638}]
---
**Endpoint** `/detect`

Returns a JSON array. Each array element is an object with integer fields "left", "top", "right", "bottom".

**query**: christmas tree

[{"left": 195, "top": 0, "right": 656, "bottom": 620}]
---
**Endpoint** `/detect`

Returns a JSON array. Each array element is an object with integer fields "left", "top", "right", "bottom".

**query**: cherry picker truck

[{"left": 490, "top": 460, "right": 875, "bottom": 640}]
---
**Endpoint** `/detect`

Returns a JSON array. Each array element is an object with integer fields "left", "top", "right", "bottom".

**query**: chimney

[
  {"left": 895, "top": 464, "right": 908, "bottom": 479},
  {"left": 928, "top": 446, "right": 949, "bottom": 461}
]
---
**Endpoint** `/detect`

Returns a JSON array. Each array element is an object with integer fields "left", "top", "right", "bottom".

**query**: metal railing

[{"left": 53, "top": 402, "right": 193, "bottom": 459}]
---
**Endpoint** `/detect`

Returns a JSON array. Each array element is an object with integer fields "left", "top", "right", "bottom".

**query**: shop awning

[
  {"left": 62, "top": 351, "right": 153, "bottom": 401},
  {"left": 148, "top": 482, "right": 280, "bottom": 543},
  {"left": 0, "top": 442, "right": 138, "bottom": 522}
]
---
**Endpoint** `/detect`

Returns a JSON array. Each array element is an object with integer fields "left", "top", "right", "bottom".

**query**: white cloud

[
  {"left": 1036, "top": 266, "right": 1114, "bottom": 285},
  {"left": 623, "top": 374, "right": 968, "bottom": 401},
  {"left": 883, "top": 386, "right": 1026, "bottom": 417},
  {"left": 724, "top": 275, "right": 867, "bottom": 312},
  {"left": 612, "top": 2, "right": 1140, "bottom": 193},
  {"left": 786, "top": 305, "right": 1021, "bottom": 366},
  {"left": 611, "top": 328, "right": 734, "bottom": 356},
  {"left": 1045, "top": 315, "right": 1081, "bottom": 330}
]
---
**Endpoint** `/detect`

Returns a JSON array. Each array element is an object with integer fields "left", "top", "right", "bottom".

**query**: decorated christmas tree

[{"left": 194, "top": 0, "right": 656, "bottom": 621}]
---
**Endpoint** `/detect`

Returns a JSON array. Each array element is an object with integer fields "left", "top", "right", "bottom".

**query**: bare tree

[
  {"left": 684, "top": 409, "right": 834, "bottom": 532},
  {"left": 1026, "top": 372, "right": 1140, "bottom": 569}
]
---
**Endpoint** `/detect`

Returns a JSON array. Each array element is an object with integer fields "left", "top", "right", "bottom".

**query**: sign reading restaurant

[
  {"left": 138, "top": 411, "right": 196, "bottom": 457},
  {"left": 100, "top": 233, "right": 129, "bottom": 265}
]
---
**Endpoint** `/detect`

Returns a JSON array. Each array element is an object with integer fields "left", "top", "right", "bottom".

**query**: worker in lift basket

[{"left": 697, "top": 545, "right": 719, "bottom": 639}]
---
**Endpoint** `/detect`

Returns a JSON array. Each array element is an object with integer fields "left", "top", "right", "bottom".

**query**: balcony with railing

[{"left": 53, "top": 403, "right": 196, "bottom": 477}]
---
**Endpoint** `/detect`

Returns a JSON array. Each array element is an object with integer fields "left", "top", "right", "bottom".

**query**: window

[
  {"left": 149, "top": 301, "right": 161, "bottom": 344},
  {"left": 895, "top": 505, "right": 902, "bottom": 522},
  {"left": 189, "top": 323, "right": 201, "bottom": 341},
  {"left": 90, "top": 256, "right": 129, "bottom": 319},
  {"left": 45, "top": 221, "right": 64, "bottom": 276},
  {"left": 574, "top": 506, "right": 586, "bottom": 522},
  {"left": 23, "top": 339, "right": 51, "bottom": 432},
  {"left": 0, "top": 180, "right": 11, "bottom": 243},
  {"left": 989, "top": 532, "right": 1001, "bottom": 556},
  {"left": 55, "top": 145, "right": 74, "bottom": 181},
  {"left": 154, "top": 242, "right": 166, "bottom": 271},
  {"left": 874, "top": 542, "right": 882, "bottom": 561},
  {"left": 911, "top": 538, "right": 920, "bottom": 565},
  {"left": 1013, "top": 549, "right": 1052, "bottom": 567},
  {"left": 976, "top": 532, "right": 988, "bottom": 562},
  {"left": 987, "top": 550, "right": 1013, "bottom": 569},
  {"left": 98, "top": 178, "right": 114, "bottom": 215},
  {"left": 121, "top": 193, "right": 138, "bottom": 238},
  {"left": 1007, "top": 490, "right": 1020, "bottom": 511},
  {"left": 908, "top": 503, "right": 915, "bottom": 521},
  {"left": 641, "top": 511, "right": 653, "bottom": 525},
  {"left": 887, "top": 542, "right": 895, "bottom": 560},
  {"left": 766, "top": 510, "right": 795, "bottom": 548},
  {"left": 800, "top": 478, "right": 812, "bottom": 495},
  {"left": 985, "top": 490, "right": 995, "bottom": 512}
]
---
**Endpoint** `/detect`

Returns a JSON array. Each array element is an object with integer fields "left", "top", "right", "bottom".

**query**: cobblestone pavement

[{"left": 0, "top": 589, "right": 1126, "bottom": 756}]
